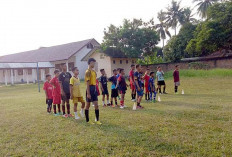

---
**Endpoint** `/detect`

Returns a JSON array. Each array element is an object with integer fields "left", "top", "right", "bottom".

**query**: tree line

[{"left": 101, "top": 0, "right": 232, "bottom": 63}]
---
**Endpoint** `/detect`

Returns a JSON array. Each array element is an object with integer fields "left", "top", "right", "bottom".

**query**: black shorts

[
  {"left": 102, "top": 88, "right": 109, "bottom": 95},
  {"left": 111, "top": 89, "right": 118, "bottom": 98},
  {"left": 158, "top": 81, "right": 166, "bottom": 85},
  {"left": 61, "top": 93, "right": 70, "bottom": 101},
  {"left": 86, "top": 85, "right": 98, "bottom": 102},
  {"left": 46, "top": 99, "right": 53, "bottom": 105}
]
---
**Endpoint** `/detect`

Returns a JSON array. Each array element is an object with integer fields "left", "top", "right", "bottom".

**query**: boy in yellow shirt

[{"left": 70, "top": 67, "right": 85, "bottom": 120}]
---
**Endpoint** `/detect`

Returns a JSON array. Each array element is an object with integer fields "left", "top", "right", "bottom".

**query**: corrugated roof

[
  {"left": 0, "top": 39, "right": 96, "bottom": 63},
  {"left": 0, "top": 62, "right": 54, "bottom": 69}
]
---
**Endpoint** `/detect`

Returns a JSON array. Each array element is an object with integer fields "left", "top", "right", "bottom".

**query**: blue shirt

[
  {"left": 149, "top": 77, "right": 155, "bottom": 91},
  {"left": 156, "top": 71, "right": 164, "bottom": 81},
  {"left": 134, "top": 71, "right": 142, "bottom": 88}
]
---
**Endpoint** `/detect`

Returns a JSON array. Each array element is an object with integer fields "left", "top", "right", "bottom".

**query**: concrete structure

[{"left": 0, "top": 39, "right": 100, "bottom": 85}]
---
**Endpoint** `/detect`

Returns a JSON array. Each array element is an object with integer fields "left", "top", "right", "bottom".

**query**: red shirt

[
  {"left": 129, "top": 70, "right": 134, "bottom": 84},
  {"left": 50, "top": 77, "right": 61, "bottom": 97},
  {"left": 43, "top": 81, "right": 53, "bottom": 99},
  {"left": 173, "top": 70, "right": 180, "bottom": 82},
  {"left": 144, "top": 74, "right": 150, "bottom": 87}
]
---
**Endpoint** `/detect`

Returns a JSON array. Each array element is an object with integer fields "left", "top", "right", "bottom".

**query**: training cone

[
  {"left": 133, "top": 102, "right": 137, "bottom": 110},
  {"left": 158, "top": 96, "right": 161, "bottom": 102},
  {"left": 182, "top": 89, "right": 185, "bottom": 95}
]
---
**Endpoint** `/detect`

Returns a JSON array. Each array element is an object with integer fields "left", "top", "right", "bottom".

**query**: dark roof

[{"left": 0, "top": 39, "right": 98, "bottom": 63}]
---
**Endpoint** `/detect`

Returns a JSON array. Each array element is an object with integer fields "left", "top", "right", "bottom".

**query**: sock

[
  {"left": 115, "top": 100, "right": 117, "bottom": 105},
  {"left": 102, "top": 101, "right": 105, "bottom": 105},
  {"left": 145, "top": 94, "right": 147, "bottom": 100},
  {"left": 74, "top": 112, "right": 78, "bottom": 117},
  {"left": 147, "top": 92, "right": 150, "bottom": 100},
  {"left": 154, "top": 91, "right": 157, "bottom": 100},
  {"left": 57, "top": 104, "right": 61, "bottom": 113},
  {"left": 159, "top": 88, "right": 161, "bottom": 93},
  {"left": 111, "top": 101, "right": 113, "bottom": 105},
  {"left": 47, "top": 104, "right": 49, "bottom": 112},
  {"left": 49, "top": 104, "right": 52, "bottom": 113},
  {"left": 95, "top": 109, "right": 99, "bottom": 121},
  {"left": 137, "top": 102, "right": 140, "bottom": 106},
  {"left": 67, "top": 104, "right": 70, "bottom": 114},
  {"left": 107, "top": 100, "right": 109, "bottom": 104},
  {"left": 85, "top": 110, "right": 89, "bottom": 122},
  {"left": 150, "top": 92, "right": 152, "bottom": 100},
  {"left": 163, "top": 87, "right": 166, "bottom": 93},
  {"left": 175, "top": 86, "right": 178, "bottom": 93},
  {"left": 53, "top": 105, "right": 57, "bottom": 114},
  {"left": 120, "top": 100, "right": 123, "bottom": 106},
  {"left": 62, "top": 105, "right": 65, "bottom": 114}
]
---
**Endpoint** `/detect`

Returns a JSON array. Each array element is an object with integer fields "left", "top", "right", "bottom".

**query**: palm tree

[
  {"left": 179, "top": 7, "right": 198, "bottom": 25},
  {"left": 155, "top": 10, "right": 171, "bottom": 48},
  {"left": 165, "top": 0, "right": 183, "bottom": 35},
  {"left": 193, "top": 0, "right": 219, "bottom": 19}
]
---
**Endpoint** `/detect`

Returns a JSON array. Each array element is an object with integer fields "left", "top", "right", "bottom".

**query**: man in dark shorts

[
  {"left": 108, "top": 69, "right": 118, "bottom": 107},
  {"left": 85, "top": 58, "right": 102, "bottom": 125},
  {"left": 156, "top": 66, "right": 167, "bottom": 94},
  {"left": 99, "top": 69, "right": 110, "bottom": 107},
  {"left": 59, "top": 63, "right": 72, "bottom": 117}
]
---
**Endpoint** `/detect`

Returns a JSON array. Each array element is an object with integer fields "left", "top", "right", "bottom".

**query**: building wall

[
  {"left": 145, "top": 57, "right": 232, "bottom": 72},
  {"left": 89, "top": 52, "right": 112, "bottom": 78},
  {"left": 110, "top": 58, "right": 136, "bottom": 77}
]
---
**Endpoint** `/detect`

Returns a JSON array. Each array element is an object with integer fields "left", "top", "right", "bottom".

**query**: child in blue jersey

[
  {"left": 108, "top": 69, "right": 118, "bottom": 107},
  {"left": 134, "top": 64, "right": 144, "bottom": 109},
  {"left": 149, "top": 72, "right": 156, "bottom": 103},
  {"left": 116, "top": 68, "right": 121, "bottom": 100}
]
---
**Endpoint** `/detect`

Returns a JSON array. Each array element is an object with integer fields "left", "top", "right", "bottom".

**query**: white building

[{"left": 0, "top": 39, "right": 100, "bottom": 85}]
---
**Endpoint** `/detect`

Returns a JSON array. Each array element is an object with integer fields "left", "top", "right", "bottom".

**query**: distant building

[{"left": 0, "top": 39, "right": 100, "bottom": 85}]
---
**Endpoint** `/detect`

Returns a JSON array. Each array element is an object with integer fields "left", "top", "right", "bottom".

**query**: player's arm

[
  {"left": 134, "top": 76, "right": 140, "bottom": 91},
  {"left": 99, "top": 79, "right": 104, "bottom": 92},
  {"left": 86, "top": 80, "right": 91, "bottom": 99}
]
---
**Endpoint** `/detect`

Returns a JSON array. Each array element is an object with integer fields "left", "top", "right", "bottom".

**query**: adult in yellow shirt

[
  {"left": 70, "top": 67, "right": 85, "bottom": 120},
  {"left": 84, "top": 58, "right": 101, "bottom": 125}
]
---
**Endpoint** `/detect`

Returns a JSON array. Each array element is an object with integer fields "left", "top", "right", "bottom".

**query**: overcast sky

[{"left": 0, "top": 0, "right": 194, "bottom": 56}]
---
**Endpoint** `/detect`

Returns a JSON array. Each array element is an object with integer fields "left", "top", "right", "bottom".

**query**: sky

[{"left": 0, "top": 0, "right": 194, "bottom": 56}]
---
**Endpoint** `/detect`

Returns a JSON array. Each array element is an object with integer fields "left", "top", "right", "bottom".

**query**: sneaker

[
  {"left": 120, "top": 105, "right": 124, "bottom": 109},
  {"left": 68, "top": 114, "right": 73, "bottom": 117},
  {"left": 163, "top": 92, "right": 168, "bottom": 94},
  {"left": 96, "top": 121, "right": 102, "bottom": 125},
  {"left": 75, "top": 116, "right": 80, "bottom": 120},
  {"left": 62, "top": 114, "right": 68, "bottom": 118},
  {"left": 54, "top": 113, "right": 59, "bottom": 116},
  {"left": 111, "top": 104, "right": 115, "bottom": 108},
  {"left": 87, "top": 121, "right": 95, "bottom": 125},
  {"left": 80, "top": 110, "right": 84, "bottom": 118},
  {"left": 107, "top": 103, "right": 111, "bottom": 106},
  {"left": 132, "top": 99, "right": 136, "bottom": 102}
]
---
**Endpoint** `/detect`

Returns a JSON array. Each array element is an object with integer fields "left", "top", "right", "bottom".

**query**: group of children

[{"left": 43, "top": 58, "right": 180, "bottom": 124}]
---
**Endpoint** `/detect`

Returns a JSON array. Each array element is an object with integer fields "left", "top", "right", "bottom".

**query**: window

[
  {"left": 28, "top": 69, "right": 32, "bottom": 75},
  {"left": 126, "top": 60, "right": 128, "bottom": 64},
  {"left": 113, "top": 60, "right": 116, "bottom": 64},
  {"left": 68, "top": 62, "right": 74, "bottom": 71},
  {"left": 18, "top": 69, "right": 23, "bottom": 75},
  {"left": 87, "top": 43, "right": 93, "bottom": 49},
  {"left": 100, "top": 54, "right": 105, "bottom": 59},
  {"left": 45, "top": 68, "right": 49, "bottom": 74},
  {"left": 120, "top": 60, "right": 122, "bottom": 64}
]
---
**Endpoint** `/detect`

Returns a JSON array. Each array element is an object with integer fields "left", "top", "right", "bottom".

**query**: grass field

[{"left": 0, "top": 69, "right": 232, "bottom": 156}]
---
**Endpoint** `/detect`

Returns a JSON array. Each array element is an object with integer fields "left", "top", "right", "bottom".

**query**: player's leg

[
  {"left": 74, "top": 103, "right": 80, "bottom": 119},
  {"left": 66, "top": 98, "right": 71, "bottom": 116}
]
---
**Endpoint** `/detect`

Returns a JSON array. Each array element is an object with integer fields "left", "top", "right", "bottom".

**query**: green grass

[
  {"left": 165, "top": 69, "right": 232, "bottom": 79},
  {"left": 0, "top": 71, "right": 232, "bottom": 156}
]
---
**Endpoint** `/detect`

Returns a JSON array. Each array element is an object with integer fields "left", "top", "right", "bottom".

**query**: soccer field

[{"left": 0, "top": 74, "right": 232, "bottom": 156}]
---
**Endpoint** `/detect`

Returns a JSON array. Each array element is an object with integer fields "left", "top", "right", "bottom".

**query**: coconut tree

[
  {"left": 165, "top": 0, "right": 184, "bottom": 35},
  {"left": 155, "top": 10, "right": 171, "bottom": 48},
  {"left": 193, "top": 0, "right": 219, "bottom": 19},
  {"left": 179, "top": 7, "right": 198, "bottom": 25}
]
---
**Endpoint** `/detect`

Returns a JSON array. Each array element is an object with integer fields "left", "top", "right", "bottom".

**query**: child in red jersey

[
  {"left": 173, "top": 65, "right": 180, "bottom": 94},
  {"left": 143, "top": 68, "right": 150, "bottom": 101},
  {"left": 43, "top": 74, "right": 53, "bottom": 113},
  {"left": 50, "top": 69, "right": 62, "bottom": 116},
  {"left": 117, "top": 69, "right": 128, "bottom": 109}
]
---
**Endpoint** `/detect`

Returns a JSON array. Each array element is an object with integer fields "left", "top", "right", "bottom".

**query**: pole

[{"left": 37, "top": 62, "right": 40, "bottom": 92}]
